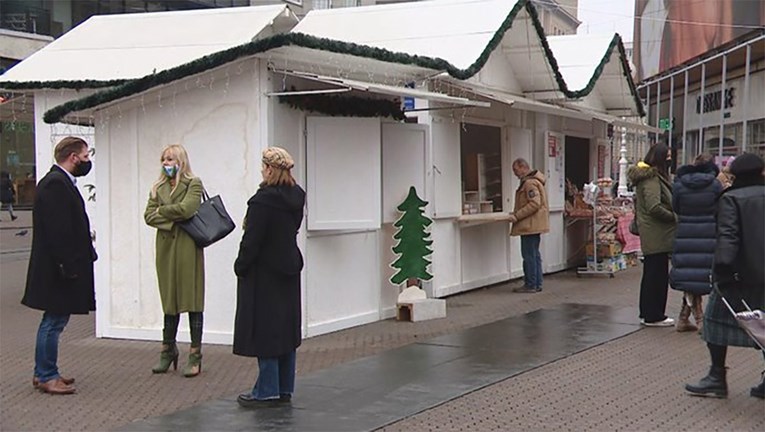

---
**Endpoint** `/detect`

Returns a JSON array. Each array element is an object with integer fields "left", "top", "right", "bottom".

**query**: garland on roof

[
  {"left": 278, "top": 91, "right": 406, "bottom": 121},
  {"left": 42, "top": 0, "right": 643, "bottom": 123},
  {"left": 0, "top": 79, "right": 128, "bottom": 90}
]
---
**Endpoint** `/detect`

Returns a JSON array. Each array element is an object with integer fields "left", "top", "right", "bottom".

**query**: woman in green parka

[
  {"left": 144, "top": 144, "right": 205, "bottom": 377},
  {"left": 627, "top": 143, "right": 677, "bottom": 327}
]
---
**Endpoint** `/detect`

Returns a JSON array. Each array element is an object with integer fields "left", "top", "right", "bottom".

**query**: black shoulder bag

[{"left": 178, "top": 189, "right": 235, "bottom": 248}]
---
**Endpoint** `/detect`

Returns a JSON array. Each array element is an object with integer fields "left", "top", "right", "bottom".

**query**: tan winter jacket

[{"left": 510, "top": 170, "right": 550, "bottom": 236}]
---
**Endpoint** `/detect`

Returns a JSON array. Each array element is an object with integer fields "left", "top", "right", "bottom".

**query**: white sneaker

[{"left": 640, "top": 317, "right": 675, "bottom": 327}]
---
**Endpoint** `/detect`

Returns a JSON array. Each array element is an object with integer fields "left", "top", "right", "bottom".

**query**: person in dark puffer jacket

[{"left": 669, "top": 154, "right": 722, "bottom": 333}]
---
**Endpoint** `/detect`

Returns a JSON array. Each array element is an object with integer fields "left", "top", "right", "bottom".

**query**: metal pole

[
  {"left": 742, "top": 45, "right": 752, "bottom": 152},
  {"left": 656, "top": 81, "right": 662, "bottom": 142},
  {"left": 669, "top": 75, "right": 674, "bottom": 154},
  {"left": 719, "top": 55, "right": 727, "bottom": 159},
  {"left": 646, "top": 85, "right": 651, "bottom": 144},
  {"left": 699, "top": 63, "right": 706, "bottom": 156},
  {"left": 683, "top": 70, "right": 689, "bottom": 165}
]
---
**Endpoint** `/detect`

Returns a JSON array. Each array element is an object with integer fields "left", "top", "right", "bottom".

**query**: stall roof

[
  {"left": 292, "top": 0, "right": 643, "bottom": 115},
  {"left": 40, "top": 0, "right": 644, "bottom": 123},
  {"left": 0, "top": 5, "right": 297, "bottom": 89},
  {"left": 291, "top": 0, "right": 515, "bottom": 71}
]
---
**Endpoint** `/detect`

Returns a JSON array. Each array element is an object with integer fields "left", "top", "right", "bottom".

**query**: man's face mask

[{"left": 73, "top": 156, "right": 92, "bottom": 177}]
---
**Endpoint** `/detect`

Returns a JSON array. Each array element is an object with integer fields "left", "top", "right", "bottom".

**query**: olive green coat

[
  {"left": 628, "top": 162, "right": 677, "bottom": 255},
  {"left": 144, "top": 176, "right": 205, "bottom": 314}
]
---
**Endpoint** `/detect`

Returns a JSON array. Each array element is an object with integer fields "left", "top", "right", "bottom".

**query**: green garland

[
  {"left": 0, "top": 79, "right": 127, "bottom": 90},
  {"left": 40, "top": 0, "right": 643, "bottom": 123},
  {"left": 278, "top": 91, "right": 406, "bottom": 121}
]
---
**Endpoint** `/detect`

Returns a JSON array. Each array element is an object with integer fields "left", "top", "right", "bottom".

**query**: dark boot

[
  {"left": 751, "top": 372, "right": 765, "bottom": 399},
  {"left": 182, "top": 347, "right": 202, "bottom": 378},
  {"left": 152, "top": 343, "right": 179, "bottom": 374},
  {"left": 685, "top": 366, "right": 728, "bottom": 398},
  {"left": 676, "top": 299, "right": 697, "bottom": 332}
]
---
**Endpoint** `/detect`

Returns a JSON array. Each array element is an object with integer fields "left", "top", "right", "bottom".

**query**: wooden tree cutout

[{"left": 390, "top": 186, "right": 433, "bottom": 286}]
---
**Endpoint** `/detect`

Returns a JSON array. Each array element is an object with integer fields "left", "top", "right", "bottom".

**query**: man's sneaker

[
  {"left": 640, "top": 317, "right": 675, "bottom": 327},
  {"left": 512, "top": 286, "right": 539, "bottom": 293}
]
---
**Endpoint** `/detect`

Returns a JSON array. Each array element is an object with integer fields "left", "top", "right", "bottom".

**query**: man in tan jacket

[{"left": 508, "top": 158, "right": 550, "bottom": 293}]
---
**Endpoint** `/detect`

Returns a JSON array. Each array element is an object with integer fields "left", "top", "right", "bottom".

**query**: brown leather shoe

[
  {"left": 33, "top": 376, "right": 74, "bottom": 389},
  {"left": 37, "top": 378, "right": 75, "bottom": 395}
]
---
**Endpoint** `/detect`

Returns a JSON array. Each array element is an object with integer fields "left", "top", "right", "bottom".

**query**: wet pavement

[
  {"left": 1, "top": 211, "right": 763, "bottom": 431},
  {"left": 124, "top": 304, "right": 639, "bottom": 431}
]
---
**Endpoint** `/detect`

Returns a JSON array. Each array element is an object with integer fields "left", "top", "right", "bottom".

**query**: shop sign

[
  {"left": 548, "top": 135, "right": 558, "bottom": 157},
  {"left": 659, "top": 117, "right": 673, "bottom": 131},
  {"left": 696, "top": 87, "right": 735, "bottom": 114}
]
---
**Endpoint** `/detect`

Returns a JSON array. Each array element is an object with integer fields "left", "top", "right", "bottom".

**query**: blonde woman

[
  {"left": 234, "top": 147, "right": 305, "bottom": 407},
  {"left": 144, "top": 144, "right": 205, "bottom": 377}
]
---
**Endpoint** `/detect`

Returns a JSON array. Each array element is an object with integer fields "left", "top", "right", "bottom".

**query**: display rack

[{"left": 577, "top": 180, "right": 629, "bottom": 278}]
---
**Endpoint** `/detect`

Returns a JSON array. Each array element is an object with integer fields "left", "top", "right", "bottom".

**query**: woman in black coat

[
  {"left": 669, "top": 154, "right": 722, "bottom": 333},
  {"left": 233, "top": 147, "right": 305, "bottom": 407},
  {"left": 685, "top": 153, "right": 765, "bottom": 399}
]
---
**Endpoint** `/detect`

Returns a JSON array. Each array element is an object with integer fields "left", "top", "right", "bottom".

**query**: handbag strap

[{"left": 201, "top": 187, "right": 210, "bottom": 202}]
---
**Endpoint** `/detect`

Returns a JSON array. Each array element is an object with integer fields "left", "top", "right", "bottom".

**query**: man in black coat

[{"left": 21, "top": 136, "right": 96, "bottom": 395}]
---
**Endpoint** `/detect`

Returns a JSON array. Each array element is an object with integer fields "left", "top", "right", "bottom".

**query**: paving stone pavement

[{"left": 1, "top": 223, "right": 763, "bottom": 431}]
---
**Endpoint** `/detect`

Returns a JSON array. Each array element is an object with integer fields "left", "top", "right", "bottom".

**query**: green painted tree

[{"left": 390, "top": 186, "right": 433, "bottom": 286}]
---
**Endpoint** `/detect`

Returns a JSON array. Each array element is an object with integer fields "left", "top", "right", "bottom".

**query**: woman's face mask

[{"left": 163, "top": 165, "right": 178, "bottom": 178}]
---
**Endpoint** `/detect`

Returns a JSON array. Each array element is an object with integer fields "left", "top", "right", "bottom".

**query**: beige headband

[{"left": 262, "top": 147, "right": 294, "bottom": 170}]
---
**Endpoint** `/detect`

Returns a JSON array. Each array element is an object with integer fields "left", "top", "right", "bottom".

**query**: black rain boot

[
  {"left": 751, "top": 371, "right": 765, "bottom": 399},
  {"left": 685, "top": 366, "right": 728, "bottom": 398}
]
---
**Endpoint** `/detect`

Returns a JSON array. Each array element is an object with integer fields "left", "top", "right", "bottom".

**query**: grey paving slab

[{"left": 122, "top": 304, "right": 639, "bottom": 432}]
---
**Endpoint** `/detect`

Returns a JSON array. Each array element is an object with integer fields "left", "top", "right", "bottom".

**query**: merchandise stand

[
  {"left": 576, "top": 179, "right": 637, "bottom": 278},
  {"left": 577, "top": 183, "right": 616, "bottom": 278}
]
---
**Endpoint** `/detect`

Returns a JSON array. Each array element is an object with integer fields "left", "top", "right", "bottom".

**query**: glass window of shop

[
  {"left": 460, "top": 124, "right": 503, "bottom": 214},
  {"left": 697, "top": 120, "right": 765, "bottom": 161},
  {"left": 0, "top": 120, "right": 36, "bottom": 206},
  {"left": 1, "top": 0, "right": 251, "bottom": 37}
]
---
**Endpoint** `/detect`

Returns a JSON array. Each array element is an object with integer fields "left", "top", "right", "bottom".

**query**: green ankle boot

[
  {"left": 182, "top": 350, "right": 202, "bottom": 378},
  {"left": 152, "top": 344, "right": 179, "bottom": 374}
]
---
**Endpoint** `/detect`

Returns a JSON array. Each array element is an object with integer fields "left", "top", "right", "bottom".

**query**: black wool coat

[
  {"left": 22, "top": 166, "right": 96, "bottom": 315},
  {"left": 713, "top": 178, "right": 765, "bottom": 311},
  {"left": 669, "top": 162, "right": 722, "bottom": 295},
  {"left": 233, "top": 184, "right": 305, "bottom": 358}
]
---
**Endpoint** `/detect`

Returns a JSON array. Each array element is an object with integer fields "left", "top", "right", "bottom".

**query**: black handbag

[
  {"left": 629, "top": 217, "right": 640, "bottom": 236},
  {"left": 178, "top": 189, "right": 235, "bottom": 248}
]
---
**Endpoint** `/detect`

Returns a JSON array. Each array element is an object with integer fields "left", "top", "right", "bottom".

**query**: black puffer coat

[{"left": 669, "top": 161, "right": 722, "bottom": 295}]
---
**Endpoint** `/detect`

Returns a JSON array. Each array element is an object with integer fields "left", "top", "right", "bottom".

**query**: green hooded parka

[{"left": 627, "top": 162, "right": 677, "bottom": 255}]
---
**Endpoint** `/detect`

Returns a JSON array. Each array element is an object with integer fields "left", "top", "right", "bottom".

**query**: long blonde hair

[{"left": 151, "top": 144, "right": 196, "bottom": 198}]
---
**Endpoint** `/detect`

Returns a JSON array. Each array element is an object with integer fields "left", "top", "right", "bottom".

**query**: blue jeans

[
  {"left": 34, "top": 312, "right": 70, "bottom": 383},
  {"left": 521, "top": 234, "right": 543, "bottom": 288},
  {"left": 251, "top": 350, "right": 296, "bottom": 400}
]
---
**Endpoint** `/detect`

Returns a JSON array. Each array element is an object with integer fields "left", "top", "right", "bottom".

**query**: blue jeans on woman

[
  {"left": 521, "top": 234, "right": 543, "bottom": 289},
  {"left": 251, "top": 350, "right": 296, "bottom": 400},
  {"left": 34, "top": 312, "right": 70, "bottom": 382}
]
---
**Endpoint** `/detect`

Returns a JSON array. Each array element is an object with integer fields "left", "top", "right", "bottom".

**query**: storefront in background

[{"left": 640, "top": 29, "right": 765, "bottom": 166}]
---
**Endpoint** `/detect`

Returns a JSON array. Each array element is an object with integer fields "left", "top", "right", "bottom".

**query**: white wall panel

[
  {"left": 305, "top": 231, "right": 380, "bottom": 336},
  {"left": 306, "top": 117, "right": 381, "bottom": 230},
  {"left": 431, "top": 119, "right": 461, "bottom": 218},
  {"left": 460, "top": 222, "right": 509, "bottom": 286},
  {"left": 431, "top": 219, "right": 461, "bottom": 297},
  {"left": 96, "top": 60, "right": 261, "bottom": 344}
]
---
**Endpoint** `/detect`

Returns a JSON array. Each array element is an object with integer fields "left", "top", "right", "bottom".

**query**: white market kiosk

[{"left": 11, "top": 0, "right": 650, "bottom": 344}]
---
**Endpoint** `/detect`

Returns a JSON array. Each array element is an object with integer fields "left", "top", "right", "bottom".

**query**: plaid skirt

[{"left": 702, "top": 290, "right": 758, "bottom": 348}]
